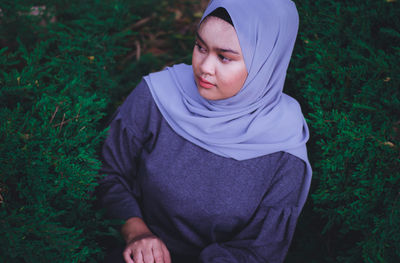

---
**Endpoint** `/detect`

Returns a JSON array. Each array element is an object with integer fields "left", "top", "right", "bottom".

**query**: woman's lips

[{"left": 198, "top": 76, "right": 215, "bottom": 89}]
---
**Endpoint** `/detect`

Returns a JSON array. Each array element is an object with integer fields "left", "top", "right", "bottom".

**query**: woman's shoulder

[
  {"left": 121, "top": 78, "right": 154, "bottom": 112},
  {"left": 251, "top": 151, "right": 307, "bottom": 187},
  {"left": 272, "top": 151, "right": 306, "bottom": 179},
  {"left": 249, "top": 151, "right": 305, "bottom": 171},
  {"left": 115, "top": 78, "right": 163, "bottom": 132},
  {"left": 255, "top": 151, "right": 307, "bottom": 206},
  {"left": 265, "top": 151, "right": 306, "bottom": 169}
]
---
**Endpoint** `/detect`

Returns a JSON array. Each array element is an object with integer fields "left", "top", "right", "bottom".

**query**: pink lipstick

[{"left": 198, "top": 77, "right": 215, "bottom": 89}]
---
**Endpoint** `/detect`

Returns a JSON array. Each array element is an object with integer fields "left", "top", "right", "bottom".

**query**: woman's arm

[
  {"left": 97, "top": 80, "right": 158, "bottom": 220},
  {"left": 97, "top": 112, "right": 171, "bottom": 263},
  {"left": 122, "top": 217, "right": 153, "bottom": 243},
  {"left": 97, "top": 80, "right": 171, "bottom": 263},
  {"left": 96, "top": 113, "right": 144, "bottom": 221}
]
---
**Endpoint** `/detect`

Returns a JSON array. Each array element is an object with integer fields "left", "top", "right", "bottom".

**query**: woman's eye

[
  {"left": 195, "top": 43, "right": 206, "bottom": 53},
  {"left": 218, "top": 54, "right": 231, "bottom": 63}
]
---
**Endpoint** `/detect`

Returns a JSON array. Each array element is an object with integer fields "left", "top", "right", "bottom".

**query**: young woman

[{"left": 97, "top": 0, "right": 311, "bottom": 262}]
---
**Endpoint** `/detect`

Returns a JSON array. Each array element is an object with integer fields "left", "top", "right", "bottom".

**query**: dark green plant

[
  {"left": 286, "top": 0, "right": 400, "bottom": 262},
  {"left": 0, "top": 0, "right": 158, "bottom": 262}
]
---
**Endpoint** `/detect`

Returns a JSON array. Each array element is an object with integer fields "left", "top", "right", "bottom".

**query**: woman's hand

[
  {"left": 123, "top": 233, "right": 171, "bottom": 263},
  {"left": 121, "top": 217, "right": 171, "bottom": 263}
]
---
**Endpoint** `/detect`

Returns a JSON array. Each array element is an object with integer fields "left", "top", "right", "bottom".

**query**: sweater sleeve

[
  {"left": 96, "top": 80, "right": 151, "bottom": 221},
  {"left": 198, "top": 154, "right": 307, "bottom": 263}
]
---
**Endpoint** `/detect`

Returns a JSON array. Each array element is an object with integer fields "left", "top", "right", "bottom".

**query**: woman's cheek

[{"left": 192, "top": 51, "right": 202, "bottom": 73}]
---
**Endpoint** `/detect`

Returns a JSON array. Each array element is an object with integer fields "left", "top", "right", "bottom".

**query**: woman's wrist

[{"left": 122, "top": 217, "right": 153, "bottom": 244}]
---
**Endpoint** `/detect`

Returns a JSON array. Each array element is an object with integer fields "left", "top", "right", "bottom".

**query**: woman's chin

[{"left": 197, "top": 86, "right": 219, "bottom": 100}]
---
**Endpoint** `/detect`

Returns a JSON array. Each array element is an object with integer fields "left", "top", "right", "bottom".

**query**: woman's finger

[
  {"left": 133, "top": 249, "right": 144, "bottom": 263},
  {"left": 142, "top": 245, "right": 154, "bottom": 263},
  {"left": 161, "top": 244, "right": 171, "bottom": 263},
  {"left": 122, "top": 247, "right": 135, "bottom": 263},
  {"left": 152, "top": 245, "right": 164, "bottom": 263}
]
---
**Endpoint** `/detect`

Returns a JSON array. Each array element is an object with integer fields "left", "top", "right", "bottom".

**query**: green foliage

[
  {"left": 0, "top": 0, "right": 158, "bottom": 262},
  {"left": 286, "top": 0, "right": 400, "bottom": 262}
]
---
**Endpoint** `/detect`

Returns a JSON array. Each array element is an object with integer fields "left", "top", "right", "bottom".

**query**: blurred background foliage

[{"left": 0, "top": 0, "right": 399, "bottom": 262}]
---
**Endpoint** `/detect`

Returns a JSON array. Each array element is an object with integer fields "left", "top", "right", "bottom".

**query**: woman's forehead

[
  {"left": 198, "top": 16, "right": 234, "bottom": 33},
  {"left": 197, "top": 17, "right": 242, "bottom": 53}
]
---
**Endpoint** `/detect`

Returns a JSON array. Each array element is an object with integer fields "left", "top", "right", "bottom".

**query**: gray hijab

[{"left": 145, "top": 0, "right": 312, "bottom": 209}]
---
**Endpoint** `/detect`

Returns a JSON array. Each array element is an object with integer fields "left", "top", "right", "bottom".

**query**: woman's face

[{"left": 192, "top": 17, "right": 248, "bottom": 100}]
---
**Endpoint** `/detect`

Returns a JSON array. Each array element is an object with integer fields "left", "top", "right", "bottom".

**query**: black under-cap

[{"left": 206, "top": 7, "right": 234, "bottom": 27}]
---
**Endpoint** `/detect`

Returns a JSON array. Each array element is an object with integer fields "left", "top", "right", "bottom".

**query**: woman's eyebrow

[{"left": 196, "top": 32, "right": 240, "bottom": 55}]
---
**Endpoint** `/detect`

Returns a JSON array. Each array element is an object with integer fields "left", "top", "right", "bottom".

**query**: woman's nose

[{"left": 200, "top": 55, "right": 215, "bottom": 76}]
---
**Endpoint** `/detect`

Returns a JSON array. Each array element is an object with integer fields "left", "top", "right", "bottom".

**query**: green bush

[
  {"left": 286, "top": 0, "right": 400, "bottom": 262},
  {"left": 0, "top": 0, "right": 151, "bottom": 261}
]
